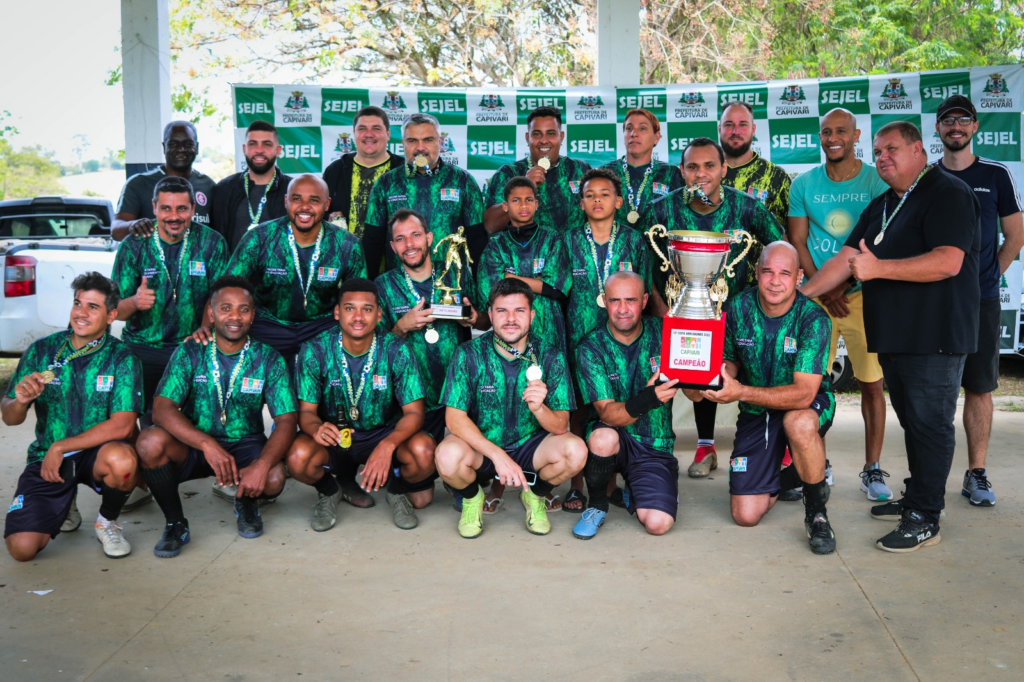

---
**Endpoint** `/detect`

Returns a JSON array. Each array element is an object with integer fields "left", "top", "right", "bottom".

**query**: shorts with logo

[
  {"left": 473, "top": 430, "right": 548, "bottom": 483},
  {"left": 5, "top": 446, "right": 108, "bottom": 539},
  {"left": 251, "top": 315, "right": 337, "bottom": 366},
  {"left": 178, "top": 434, "right": 268, "bottom": 482},
  {"left": 962, "top": 297, "right": 1000, "bottom": 394},
  {"left": 816, "top": 291, "right": 883, "bottom": 384},
  {"left": 729, "top": 392, "right": 835, "bottom": 496},
  {"left": 325, "top": 421, "right": 436, "bottom": 493},
  {"left": 592, "top": 425, "right": 679, "bottom": 519}
]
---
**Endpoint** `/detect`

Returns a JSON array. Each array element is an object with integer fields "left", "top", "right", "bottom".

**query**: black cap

[{"left": 937, "top": 94, "right": 977, "bottom": 120}]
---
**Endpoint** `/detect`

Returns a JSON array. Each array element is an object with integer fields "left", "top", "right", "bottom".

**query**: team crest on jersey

[
  {"left": 195, "top": 191, "right": 208, "bottom": 206},
  {"left": 784, "top": 337, "right": 798, "bottom": 353},
  {"left": 440, "top": 188, "right": 460, "bottom": 201},
  {"left": 649, "top": 356, "right": 660, "bottom": 374},
  {"left": 619, "top": 262, "right": 633, "bottom": 271},
  {"left": 439, "top": 132, "right": 456, "bottom": 153},
  {"left": 730, "top": 457, "right": 748, "bottom": 473},
  {"left": 532, "top": 258, "right": 545, "bottom": 273},
  {"left": 746, "top": 187, "right": 769, "bottom": 204},
  {"left": 240, "top": 377, "right": 264, "bottom": 394},
  {"left": 372, "top": 375, "right": 388, "bottom": 390},
  {"left": 569, "top": 181, "right": 581, "bottom": 193},
  {"left": 286, "top": 91, "right": 310, "bottom": 110},
  {"left": 188, "top": 261, "right": 206, "bottom": 276},
  {"left": 335, "top": 133, "right": 355, "bottom": 154},
  {"left": 96, "top": 375, "right": 113, "bottom": 392},
  {"left": 9, "top": 495, "right": 24, "bottom": 512},
  {"left": 653, "top": 182, "right": 669, "bottom": 195},
  {"left": 317, "top": 266, "right": 339, "bottom": 281}
]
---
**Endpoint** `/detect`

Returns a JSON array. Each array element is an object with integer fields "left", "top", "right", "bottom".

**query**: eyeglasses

[{"left": 939, "top": 116, "right": 976, "bottom": 127}]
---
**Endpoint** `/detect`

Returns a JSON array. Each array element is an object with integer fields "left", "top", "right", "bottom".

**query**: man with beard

[
  {"left": 113, "top": 121, "right": 216, "bottom": 240},
  {"left": 934, "top": 94, "right": 1024, "bottom": 508},
  {"left": 435, "top": 278, "right": 586, "bottom": 539},
  {"left": 482, "top": 106, "right": 591, "bottom": 235},
  {"left": 600, "top": 109, "right": 682, "bottom": 228},
  {"left": 210, "top": 120, "right": 294, "bottom": 252},
  {"left": 363, "top": 113, "right": 486, "bottom": 277},
  {"left": 286, "top": 278, "right": 436, "bottom": 531},
  {"left": 719, "top": 102, "right": 792, "bottom": 227},
  {"left": 643, "top": 137, "right": 784, "bottom": 479},
  {"left": 3, "top": 273, "right": 143, "bottom": 561},
  {"left": 685, "top": 242, "right": 838, "bottom": 555},
  {"left": 788, "top": 108, "right": 891, "bottom": 502},
  {"left": 571, "top": 271, "right": 680, "bottom": 540},
  {"left": 322, "top": 106, "right": 404, "bottom": 237},
  {"left": 136, "top": 276, "right": 297, "bottom": 556}
]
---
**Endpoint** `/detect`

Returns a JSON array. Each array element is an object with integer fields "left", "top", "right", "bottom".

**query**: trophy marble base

[
  {"left": 660, "top": 314, "right": 726, "bottom": 390},
  {"left": 431, "top": 303, "right": 471, "bottom": 319}
]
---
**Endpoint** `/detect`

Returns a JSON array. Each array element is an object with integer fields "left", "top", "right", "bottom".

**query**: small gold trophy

[{"left": 432, "top": 226, "right": 473, "bottom": 319}]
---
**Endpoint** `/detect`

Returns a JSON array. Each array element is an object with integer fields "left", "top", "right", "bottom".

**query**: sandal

[
  {"left": 562, "top": 488, "right": 587, "bottom": 513},
  {"left": 483, "top": 495, "right": 504, "bottom": 515},
  {"left": 545, "top": 494, "right": 562, "bottom": 511}
]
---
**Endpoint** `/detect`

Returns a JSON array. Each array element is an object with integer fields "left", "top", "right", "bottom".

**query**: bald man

[{"left": 684, "top": 242, "right": 837, "bottom": 555}]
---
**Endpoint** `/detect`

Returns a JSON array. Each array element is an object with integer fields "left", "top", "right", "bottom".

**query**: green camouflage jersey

[
  {"left": 6, "top": 331, "right": 143, "bottom": 465},
  {"left": 643, "top": 185, "right": 785, "bottom": 304},
  {"left": 723, "top": 288, "right": 833, "bottom": 417},
  {"left": 483, "top": 156, "right": 591, "bottom": 233},
  {"left": 723, "top": 151, "right": 792, "bottom": 228},
  {"left": 478, "top": 225, "right": 570, "bottom": 350},
  {"left": 575, "top": 317, "right": 675, "bottom": 454},
  {"left": 296, "top": 329, "right": 425, "bottom": 431},
  {"left": 156, "top": 337, "right": 296, "bottom": 442},
  {"left": 565, "top": 223, "right": 652, "bottom": 350},
  {"left": 440, "top": 331, "right": 576, "bottom": 450},
  {"left": 599, "top": 158, "right": 682, "bottom": 228},
  {"left": 365, "top": 159, "right": 485, "bottom": 267},
  {"left": 111, "top": 222, "right": 229, "bottom": 349},
  {"left": 226, "top": 217, "right": 367, "bottom": 326},
  {"left": 375, "top": 267, "right": 473, "bottom": 411}
]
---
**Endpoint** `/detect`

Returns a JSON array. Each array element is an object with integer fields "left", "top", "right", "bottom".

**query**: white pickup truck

[{"left": 0, "top": 196, "right": 123, "bottom": 353}]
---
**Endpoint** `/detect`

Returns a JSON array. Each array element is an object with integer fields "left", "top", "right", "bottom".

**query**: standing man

[
  {"left": 802, "top": 121, "right": 980, "bottom": 553},
  {"left": 482, "top": 106, "right": 591, "bottom": 235},
  {"left": 601, "top": 109, "right": 681, "bottom": 228},
  {"left": 934, "top": 94, "right": 1024, "bottom": 508},
  {"left": 210, "top": 120, "right": 294, "bottom": 252},
  {"left": 3, "top": 273, "right": 143, "bottom": 561},
  {"left": 788, "top": 108, "right": 891, "bottom": 501},
  {"left": 435, "top": 278, "right": 586, "bottom": 538},
  {"left": 112, "top": 121, "right": 216, "bottom": 241},
  {"left": 363, "top": 113, "right": 486, "bottom": 277},
  {"left": 719, "top": 101, "right": 791, "bottom": 227},
  {"left": 322, "top": 106, "right": 404, "bottom": 236}
]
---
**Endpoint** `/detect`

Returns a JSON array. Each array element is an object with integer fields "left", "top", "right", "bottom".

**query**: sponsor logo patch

[
  {"left": 317, "top": 266, "right": 339, "bottom": 281},
  {"left": 532, "top": 258, "right": 545, "bottom": 273},
  {"left": 188, "top": 261, "right": 206, "bottom": 276},
  {"left": 96, "top": 375, "right": 113, "bottom": 392},
  {"left": 653, "top": 182, "right": 670, "bottom": 195},
  {"left": 569, "top": 181, "right": 581, "bottom": 193},
  {"left": 372, "top": 375, "right": 387, "bottom": 390},
  {"left": 9, "top": 495, "right": 24, "bottom": 512},
  {"left": 784, "top": 337, "right": 798, "bottom": 353},
  {"left": 730, "top": 456, "right": 748, "bottom": 473},
  {"left": 746, "top": 187, "right": 769, "bottom": 204},
  {"left": 241, "top": 377, "right": 264, "bottom": 394},
  {"left": 619, "top": 261, "right": 633, "bottom": 271},
  {"left": 440, "top": 188, "right": 460, "bottom": 202}
]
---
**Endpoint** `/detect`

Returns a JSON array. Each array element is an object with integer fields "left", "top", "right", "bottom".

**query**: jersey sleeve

[
  {"left": 295, "top": 339, "right": 325, "bottom": 405},
  {"left": 542, "top": 348, "right": 577, "bottom": 411},
  {"left": 116, "top": 176, "right": 146, "bottom": 217},
  {"left": 667, "top": 165, "right": 684, "bottom": 191},
  {"left": 364, "top": 177, "right": 389, "bottom": 230},
  {"left": 263, "top": 351, "right": 297, "bottom": 417},
  {"left": 375, "top": 276, "right": 398, "bottom": 330},
  {"left": 440, "top": 344, "right": 473, "bottom": 412},
  {"left": 155, "top": 343, "right": 195, "bottom": 405},
  {"left": 795, "top": 306, "right": 832, "bottom": 377},
  {"left": 484, "top": 166, "right": 515, "bottom": 207},
  {"left": 574, "top": 340, "right": 614, "bottom": 404},
  {"left": 995, "top": 164, "right": 1024, "bottom": 217},
  {"left": 788, "top": 173, "right": 808, "bottom": 218},
  {"left": 110, "top": 239, "right": 141, "bottom": 301},
  {"left": 751, "top": 201, "right": 786, "bottom": 245},
  {"left": 207, "top": 232, "right": 230, "bottom": 279},
  {"left": 112, "top": 349, "right": 144, "bottom": 414},
  {"left": 540, "top": 235, "right": 572, "bottom": 295},
  {"left": 391, "top": 338, "right": 426, "bottom": 406}
]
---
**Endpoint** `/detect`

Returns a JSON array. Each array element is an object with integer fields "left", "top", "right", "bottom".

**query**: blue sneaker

[
  {"left": 234, "top": 496, "right": 263, "bottom": 539},
  {"left": 621, "top": 484, "right": 631, "bottom": 509},
  {"left": 962, "top": 468, "right": 996, "bottom": 507},
  {"left": 572, "top": 508, "right": 607, "bottom": 540},
  {"left": 859, "top": 463, "right": 893, "bottom": 501}
]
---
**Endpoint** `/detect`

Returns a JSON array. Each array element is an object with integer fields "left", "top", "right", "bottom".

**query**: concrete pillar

[
  {"left": 121, "top": 0, "right": 171, "bottom": 177},
  {"left": 596, "top": 0, "right": 641, "bottom": 86}
]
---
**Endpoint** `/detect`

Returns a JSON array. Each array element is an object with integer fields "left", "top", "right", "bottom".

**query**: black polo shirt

[{"left": 210, "top": 169, "right": 293, "bottom": 252}]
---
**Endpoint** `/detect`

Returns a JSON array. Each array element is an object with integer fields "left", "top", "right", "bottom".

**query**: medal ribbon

[
  {"left": 210, "top": 334, "right": 250, "bottom": 423},
  {"left": 47, "top": 333, "right": 105, "bottom": 372},
  {"left": 152, "top": 227, "right": 190, "bottom": 302},
  {"left": 244, "top": 168, "right": 276, "bottom": 228},
  {"left": 286, "top": 222, "right": 324, "bottom": 310},
  {"left": 339, "top": 332, "right": 377, "bottom": 420},
  {"left": 401, "top": 267, "right": 436, "bottom": 337},
  {"left": 620, "top": 160, "right": 653, "bottom": 213},
  {"left": 879, "top": 164, "right": 933, "bottom": 241},
  {"left": 493, "top": 335, "right": 539, "bottom": 367},
  {"left": 585, "top": 223, "right": 619, "bottom": 296}
]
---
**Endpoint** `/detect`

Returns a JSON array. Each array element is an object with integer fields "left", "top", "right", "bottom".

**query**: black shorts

[
  {"left": 729, "top": 393, "right": 834, "bottom": 496},
  {"left": 592, "top": 425, "right": 679, "bottom": 519},
  {"left": 178, "top": 435, "right": 268, "bottom": 482},
  {"left": 962, "top": 297, "right": 1000, "bottom": 394},
  {"left": 325, "top": 422, "right": 436, "bottom": 493},
  {"left": 250, "top": 314, "right": 336, "bottom": 366},
  {"left": 4, "top": 447, "right": 105, "bottom": 539},
  {"left": 127, "top": 343, "right": 176, "bottom": 417},
  {"left": 423, "top": 406, "right": 446, "bottom": 444},
  {"left": 474, "top": 430, "right": 548, "bottom": 482}
]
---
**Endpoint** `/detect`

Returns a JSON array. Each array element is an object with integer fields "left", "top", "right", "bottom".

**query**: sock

[
  {"left": 142, "top": 463, "right": 185, "bottom": 524},
  {"left": 584, "top": 452, "right": 617, "bottom": 512},
  {"left": 697, "top": 439, "right": 714, "bottom": 448},
  {"left": 313, "top": 471, "right": 340, "bottom": 497},
  {"left": 779, "top": 465, "right": 803, "bottom": 491},
  {"left": 386, "top": 475, "right": 409, "bottom": 495},
  {"left": 802, "top": 478, "right": 829, "bottom": 519},
  {"left": 693, "top": 399, "right": 717, "bottom": 442},
  {"left": 98, "top": 483, "right": 131, "bottom": 521},
  {"left": 531, "top": 477, "right": 554, "bottom": 499},
  {"left": 456, "top": 481, "right": 480, "bottom": 500},
  {"left": 332, "top": 456, "right": 359, "bottom": 487}
]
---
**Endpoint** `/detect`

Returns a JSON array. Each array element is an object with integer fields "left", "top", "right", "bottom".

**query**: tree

[{"left": 0, "top": 142, "right": 66, "bottom": 200}]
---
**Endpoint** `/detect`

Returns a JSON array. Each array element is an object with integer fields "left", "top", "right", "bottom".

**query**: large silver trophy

[{"left": 431, "top": 226, "right": 473, "bottom": 319}]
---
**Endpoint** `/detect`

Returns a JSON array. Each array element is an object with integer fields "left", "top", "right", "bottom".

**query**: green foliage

[{"left": 0, "top": 141, "right": 66, "bottom": 200}]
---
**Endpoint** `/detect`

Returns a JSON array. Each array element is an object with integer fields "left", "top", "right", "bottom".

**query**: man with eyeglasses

[{"left": 935, "top": 94, "right": 1024, "bottom": 509}]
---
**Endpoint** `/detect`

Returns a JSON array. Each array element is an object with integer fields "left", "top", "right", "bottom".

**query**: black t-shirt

[
  {"left": 845, "top": 167, "right": 981, "bottom": 354},
  {"left": 116, "top": 167, "right": 216, "bottom": 227},
  {"left": 938, "top": 157, "right": 1023, "bottom": 300}
]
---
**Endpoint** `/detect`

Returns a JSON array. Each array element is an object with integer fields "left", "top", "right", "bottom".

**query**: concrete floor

[{"left": 1, "top": 396, "right": 1022, "bottom": 682}]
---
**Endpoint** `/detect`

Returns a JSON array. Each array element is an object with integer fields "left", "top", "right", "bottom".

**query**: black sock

[
  {"left": 802, "top": 478, "right": 829, "bottom": 518},
  {"left": 386, "top": 475, "right": 408, "bottom": 495},
  {"left": 456, "top": 481, "right": 480, "bottom": 499},
  {"left": 531, "top": 477, "right": 554, "bottom": 499},
  {"left": 142, "top": 463, "right": 185, "bottom": 524},
  {"left": 98, "top": 483, "right": 131, "bottom": 521},
  {"left": 332, "top": 457, "right": 359, "bottom": 488},
  {"left": 779, "top": 464, "right": 803, "bottom": 491},
  {"left": 584, "top": 452, "right": 617, "bottom": 512},
  {"left": 313, "top": 472, "right": 340, "bottom": 497},
  {"left": 693, "top": 399, "right": 717, "bottom": 441}
]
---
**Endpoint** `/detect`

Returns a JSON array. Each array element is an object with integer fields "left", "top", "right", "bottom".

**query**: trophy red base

[{"left": 660, "top": 314, "right": 726, "bottom": 390}]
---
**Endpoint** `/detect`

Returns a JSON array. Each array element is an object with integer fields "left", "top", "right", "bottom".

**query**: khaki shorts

[{"left": 815, "top": 290, "right": 884, "bottom": 384}]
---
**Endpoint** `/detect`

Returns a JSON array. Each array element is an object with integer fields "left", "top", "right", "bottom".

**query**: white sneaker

[
  {"left": 61, "top": 489, "right": 82, "bottom": 532},
  {"left": 94, "top": 516, "right": 131, "bottom": 558}
]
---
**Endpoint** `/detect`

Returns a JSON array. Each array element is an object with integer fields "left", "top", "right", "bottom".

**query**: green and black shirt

[
  {"left": 440, "top": 331, "right": 576, "bottom": 450},
  {"left": 483, "top": 156, "right": 591, "bottom": 233},
  {"left": 6, "top": 332, "right": 143, "bottom": 465},
  {"left": 723, "top": 151, "right": 792, "bottom": 228},
  {"left": 111, "top": 222, "right": 229, "bottom": 349},
  {"left": 599, "top": 158, "right": 682, "bottom": 228}
]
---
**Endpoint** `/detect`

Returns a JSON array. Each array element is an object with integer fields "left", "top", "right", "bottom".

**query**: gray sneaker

[
  {"left": 962, "top": 468, "right": 996, "bottom": 507},
  {"left": 122, "top": 487, "right": 153, "bottom": 512},
  {"left": 61, "top": 489, "right": 82, "bottom": 532},
  {"left": 212, "top": 482, "right": 237, "bottom": 502},
  {"left": 387, "top": 492, "right": 419, "bottom": 530},
  {"left": 859, "top": 463, "right": 893, "bottom": 501},
  {"left": 311, "top": 489, "right": 342, "bottom": 532}
]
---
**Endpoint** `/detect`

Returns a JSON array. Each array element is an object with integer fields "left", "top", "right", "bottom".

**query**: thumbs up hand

[
  {"left": 849, "top": 239, "right": 881, "bottom": 282},
  {"left": 135, "top": 276, "right": 156, "bottom": 311}
]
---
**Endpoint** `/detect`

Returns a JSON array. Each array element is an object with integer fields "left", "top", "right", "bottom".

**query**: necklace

[
  {"left": 286, "top": 222, "right": 324, "bottom": 311},
  {"left": 585, "top": 223, "right": 618, "bottom": 308},
  {"left": 827, "top": 160, "right": 861, "bottom": 183},
  {"left": 620, "top": 159, "right": 653, "bottom": 224},
  {"left": 210, "top": 334, "right": 250, "bottom": 426},
  {"left": 875, "top": 164, "right": 933, "bottom": 245},
  {"left": 244, "top": 168, "right": 276, "bottom": 230},
  {"left": 402, "top": 266, "right": 438, "bottom": 344},
  {"left": 339, "top": 332, "right": 377, "bottom": 422},
  {"left": 152, "top": 227, "right": 190, "bottom": 303},
  {"left": 40, "top": 333, "right": 105, "bottom": 384},
  {"left": 493, "top": 335, "right": 543, "bottom": 381}
]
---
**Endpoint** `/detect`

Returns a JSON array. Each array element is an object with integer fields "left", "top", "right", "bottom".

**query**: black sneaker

[
  {"left": 153, "top": 520, "right": 190, "bottom": 558},
  {"left": 234, "top": 496, "right": 263, "bottom": 538},
  {"left": 871, "top": 498, "right": 903, "bottom": 520},
  {"left": 778, "top": 487, "right": 803, "bottom": 502},
  {"left": 876, "top": 510, "right": 941, "bottom": 553},
  {"left": 805, "top": 512, "right": 836, "bottom": 555}
]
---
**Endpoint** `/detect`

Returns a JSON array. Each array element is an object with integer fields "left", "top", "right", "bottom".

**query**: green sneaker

[
  {"left": 520, "top": 489, "right": 551, "bottom": 535},
  {"left": 457, "top": 489, "right": 485, "bottom": 539}
]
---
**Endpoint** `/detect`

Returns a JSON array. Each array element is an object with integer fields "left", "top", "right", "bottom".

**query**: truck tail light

[{"left": 4, "top": 254, "right": 37, "bottom": 297}]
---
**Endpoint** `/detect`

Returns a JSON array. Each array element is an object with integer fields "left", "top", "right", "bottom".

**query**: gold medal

[
  {"left": 526, "top": 364, "right": 543, "bottom": 382},
  {"left": 40, "top": 370, "right": 55, "bottom": 384},
  {"left": 537, "top": 156, "right": 551, "bottom": 170},
  {"left": 425, "top": 328, "right": 440, "bottom": 344},
  {"left": 874, "top": 232, "right": 884, "bottom": 245},
  {"left": 219, "top": 410, "right": 227, "bottom": 426},
  {"left": 414, "top": 155, "right": 428, "bottom": 168},
  {"left": 597, "top": 292, "right": 606, "bottom": 308},
  {"left": 349, "top": 406, "right": 360, "bottom": 422},
  {"left": 627, "top": 210, "right": 640, "bottom": 224}
]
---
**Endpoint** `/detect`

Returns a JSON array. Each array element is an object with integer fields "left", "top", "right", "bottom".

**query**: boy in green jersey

[
  {"left": 286, "top": 279, "right": 437, "bottom": 531},
  {"left": 3, "top": 273, "right": 143, "bottom": 561},
  {"left": 684, "top": 243, "right": 838, "bottom": 555},
  {"left": 436, "top": 278, "right": 587, "bottom": 539},
  {"left": 136, "top": 276, "right": 298, "bottom": 557}
]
